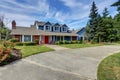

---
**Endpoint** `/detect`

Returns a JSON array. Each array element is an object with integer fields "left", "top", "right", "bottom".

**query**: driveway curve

[{"left": 0, "top": 45, "right": 120, "bottom": 80}]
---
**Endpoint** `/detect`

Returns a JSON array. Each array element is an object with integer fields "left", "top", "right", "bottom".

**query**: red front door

[{"left": 44, "top": 36, "right": 49, "bottom": 44}]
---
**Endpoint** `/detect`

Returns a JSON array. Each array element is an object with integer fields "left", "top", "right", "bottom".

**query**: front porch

[{"left": 13, "top": 35, "right": 78, "bottom": 44}]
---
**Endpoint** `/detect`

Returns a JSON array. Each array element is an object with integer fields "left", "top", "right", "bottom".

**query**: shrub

[
  {"left": 34, "top": 39, "right": 39, "bottom": 44},
  {"left": 16, "top": 42, "right": 37, "bottom": 46},
  {"left": 16, "top": 42, "right": 23, "bottom": 46},
  {"left": 55, "top": 41, "right": 61, "bottom": 45},
  {"left": 9, "top": 38, "right": 18, "bottom": 43},
  {"left": 63, "top": 40, "right": 67, "bottom": 44},
  {"left": 23, "top": 42, "right": 36, "bottom": 46},
  {"left": 3, "top": 41, "right": 15, "bottom": 49},
  {"left": 71, "top": 41, "right": 77, "bottom": 44},
  {"left": 55, "top": 40, "right": 85, "bottom": 45},
  {"left": 78, "top": 40, "right": 83, "bottom": 44},
  {"left": 91, "top": 40, "right": 98, "bottom": 44}
]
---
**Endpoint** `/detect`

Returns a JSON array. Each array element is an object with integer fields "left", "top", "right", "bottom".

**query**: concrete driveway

[{"left": 0, "top": 45, "right": 120, "bottom": 80}]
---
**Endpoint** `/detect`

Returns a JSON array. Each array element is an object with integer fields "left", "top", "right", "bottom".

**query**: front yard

[
  {"left": 15, "top": 45, "right": 54, "bottom": 57},
  {"left": 59, "top": 43, "right": 102, "bottom": 49},
  {"left": 97, "top": 52, "right": 120, "bottom": 80}
]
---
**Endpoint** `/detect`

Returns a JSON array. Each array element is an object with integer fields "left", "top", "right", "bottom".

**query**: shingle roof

[{"left": 11, "top": 26, "right": 78, "bottom": 36}]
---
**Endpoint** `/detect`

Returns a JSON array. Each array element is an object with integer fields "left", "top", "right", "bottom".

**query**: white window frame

[
  {"left": 62, "top": 27, "right": 67, "bottom": 32},
  {"left": 46, "top": 26, "right": 50, "bottom": 31},
  {"left": 54, "top": 26, "right": 59, "bottom": 31}
]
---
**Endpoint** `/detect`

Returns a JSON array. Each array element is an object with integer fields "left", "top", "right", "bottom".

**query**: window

[
  {"left": 38, "top": 26, "right": 44, "bottom": 30},
  {"left": 63, "top": 27, "right": 67, "bottom": 31},
  {"left": 24, "top": 35, "right": 31, "bottom": 42},
  {"left": 46, "top": 26, "right": 50, "bottom": 30},
  {"left": 55, "top": 27, "right": 59, "bottom": 31}
]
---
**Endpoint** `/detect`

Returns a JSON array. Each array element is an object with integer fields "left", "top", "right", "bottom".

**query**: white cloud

[
  {"left": 0, "top": 0, "right": 118, "bottom": 30},
  {"left": 1, "top": 12, "right": 36, "bottom": 28}
]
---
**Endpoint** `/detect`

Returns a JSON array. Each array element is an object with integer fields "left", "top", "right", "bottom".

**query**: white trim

[
  {"left": 53, "top": 26, "right": 60, "bottom": 32},
  {"left": 61, "top": 27, "right": 68, "bottom": 32},
  {"left": 45, "top": 25, "right": 51, "bottom": 31},
  {"left": 22, "top": 35, "right": 24, "bottom": 42},
  {"left": 60, "top": 36, "right": 61, "bottom": 41},
  {"left": 31, "top": 35, "right": 33, "bottom": 42},
  {"left": 63, "top": 36, "right": 64, "bottom": 41},
  {"left": 44, "top": 25, "right": 46, "bottom": 31},
  {"left": 39, "top": 35, "right": 42, "bottom": 44},
  {"left": 49, "top": 36, "right": 52, "bottom": 43},
  {"left": 71, "top": 36, "right": 72, "bottom": 41}
]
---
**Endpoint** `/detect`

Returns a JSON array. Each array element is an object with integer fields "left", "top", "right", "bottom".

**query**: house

[
  {"left": 76, "top": 27, "right": 86, "bottom": 40},
  {"left": 11, "top": 20, "right": 83, "bottom": 44}
]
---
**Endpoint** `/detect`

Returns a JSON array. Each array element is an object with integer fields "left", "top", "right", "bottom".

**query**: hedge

[
  {"left": 16, "top": 42, "right": 37, "bottom": 46},
  {"left": 55, "top": 40, "right": 83, "bottom": 45}
]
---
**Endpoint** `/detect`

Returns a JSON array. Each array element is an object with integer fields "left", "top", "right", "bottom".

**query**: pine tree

[
  {"left": 86, "top": 1, "right": 98, "bottom": 42},
  {"left": 102, "top": 8, "right": 109, "bottom": 18},
  {"left": 95, "top": 14, "right": 105, "bottom": 42},
  {"left": 111, "top": 0, "right": 120, "bottom": 13}
]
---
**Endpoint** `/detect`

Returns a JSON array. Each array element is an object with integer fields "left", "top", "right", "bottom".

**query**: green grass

[
  {"left": 59, "top": 43, "right": 102, "bottom": 49},
  {"left": 97, "top": 53, "right": 120, "bottom": 80},
  {"left": 15, "top": 45, "right": 54, "bottom": 57}
]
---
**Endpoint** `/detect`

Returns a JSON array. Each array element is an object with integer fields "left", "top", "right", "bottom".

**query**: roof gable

[
  {"left": 62, "top": 24, "right": 68, "bottom": 27},
  {"left": 76, "top": 27, "right": 85, "bottom": 35},
  {"left": 54, "top": 23, "right": 60, "bottom": 26},
  {"left": 45, "top": 21, "right": 51, "bottom": 25}
]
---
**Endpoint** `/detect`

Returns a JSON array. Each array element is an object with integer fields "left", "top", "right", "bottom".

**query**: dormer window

[
  {"left": 38, "top": 25, "right": 44, "bottom": 30},
  {"left": 46, "top": 26, "right": 50, "bottom": 30},
  {"left": 63, "top": 27, "right": 67, "bottom": 31},
  {"left": 55, "top": 26, "right": 59, "bottom": 31}
]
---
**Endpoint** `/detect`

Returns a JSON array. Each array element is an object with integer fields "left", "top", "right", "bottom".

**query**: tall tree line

[{"left": 86, "top": 0, "right": 120, "bottom": 43}]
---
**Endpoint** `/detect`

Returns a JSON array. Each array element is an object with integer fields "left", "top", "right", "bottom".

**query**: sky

[{"left": 0, "top": 0, "right": 118, "bottom": 30}]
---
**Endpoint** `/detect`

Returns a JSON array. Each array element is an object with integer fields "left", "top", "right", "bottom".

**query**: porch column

[
  {"left": 39, "top": 35, "right": 41, "bottom": 44},
  {"left": 63, "top": 36, "right": 64, "bottom": 41},
  {"left": 49, "top": 36, "right": 52, "bottom": 43},
  {"left": 77, "top": 36, "right": 79, "bottom": 41},
  {"left": 83, "top": 36, "right": 84, "bottom": 41},
  {"left": 71, "top": 36, "right": 72, "bottom": 41},
  {"left": 22, "top": 35, "right": 24, "bottom": 42},
  {"left": 60, "top": 36, "right": 61, "bottom": 41},
  {"left": 31, "top": 35, "right": 33, "bottom": 42}
]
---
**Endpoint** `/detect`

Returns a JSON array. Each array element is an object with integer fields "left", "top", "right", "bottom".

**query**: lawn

[
  {"left": 59, "top": 43, "right": 102, "bottom": 49},
  {"left": 15, "top": 45, "right": 54, "bottom": 57},
  {"left": 97, "top": 53, "right": 120, "bottom": 80}
]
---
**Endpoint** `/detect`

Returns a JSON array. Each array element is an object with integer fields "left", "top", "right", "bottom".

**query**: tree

[
  {"left": 113, "top": 14, "right": 120, "bottom": 40},
  {"left": 102, "top": 8, "right": 109, "bottom": 18},
  {"left": 86, "top": 1, "right": 99, "bottom": 42},
  {"left": 95, "top": 14, "right": 105, "bottom": 42},
  {"left": 111, "top": 0, "right": 120, "bottom": 40},
  {"left": 111, "top": 0, "right": 120, "bottom": 13},
  {"left": 0, "top": 14, "right": 11, "bottom": 41}
]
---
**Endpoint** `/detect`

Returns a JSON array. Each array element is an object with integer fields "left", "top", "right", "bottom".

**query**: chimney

[{"left": 12, "top": 20, "right": 16, "bottom": 29}]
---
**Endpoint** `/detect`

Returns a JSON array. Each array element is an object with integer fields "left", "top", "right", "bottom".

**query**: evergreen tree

[
  {"left": 102, "top": 8, "right": 109, "bottom": 18},
  {"left": 113, "top": 14, "right": 120, "bottom": 40},
  {"left": 111, "top": 0, "right": 120, "bottom": 13},
  {"left": 95, "top": 14, "right": 105, "bottom": 42},
  {"left": 86, "top": 1, "right": 99, "bottom": 42}
]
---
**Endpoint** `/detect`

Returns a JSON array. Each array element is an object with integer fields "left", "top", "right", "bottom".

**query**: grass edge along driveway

[
  {"left": 97, "top": 52, "right": 120, "bottom": 80},
  {"left": 59, "top": 43, "right": 103, "bottom": 49},
  {"left": 15, "top": 45, "right": 54, "bottom": 58}
]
